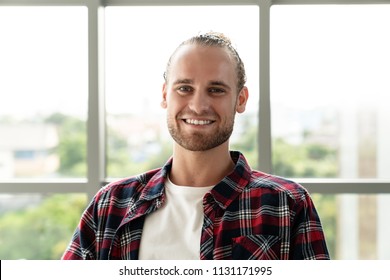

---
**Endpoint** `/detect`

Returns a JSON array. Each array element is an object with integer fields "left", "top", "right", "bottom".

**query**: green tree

[
  {"left": 273, "top": 138, "right": 337, "bottom": 178},
  {"left": 230, "top": 114, "right": 257, "bottom": 167},
  {"left": 46, "top": 113, "right": 87, "bottom": 177},
  {"left": 0, "top": 194, "right": 86, "bottom": 259}
]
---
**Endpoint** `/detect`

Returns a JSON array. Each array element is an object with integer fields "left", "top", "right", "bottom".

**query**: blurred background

[{"left": 0, "top": 0, "right": 389, "bottom": 260}]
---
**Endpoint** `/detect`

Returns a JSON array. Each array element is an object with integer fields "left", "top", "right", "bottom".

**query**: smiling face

[{"left": 161, "top": 44, "right": 248, "bottom": 152}]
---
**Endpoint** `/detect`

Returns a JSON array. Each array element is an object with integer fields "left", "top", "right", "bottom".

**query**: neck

[{"left": 169, "top": 142, "right": 235, "bottom": 187}]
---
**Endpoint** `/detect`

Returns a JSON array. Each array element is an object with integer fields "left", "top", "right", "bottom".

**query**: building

[{"left": 0, "top": 123, "right": 59, "bottom": 178}]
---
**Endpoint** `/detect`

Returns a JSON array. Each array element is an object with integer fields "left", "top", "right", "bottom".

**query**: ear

[
  {"left": 161, "top": 83, "right": 167, "bottom": 109},
  {"left": 236, "top": 86, "right": 249, "bottom": 113}
]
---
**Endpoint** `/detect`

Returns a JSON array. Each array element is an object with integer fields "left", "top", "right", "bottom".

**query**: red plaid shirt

[{"left": 62, "top": 151, "right": 329, "bottom": 260}]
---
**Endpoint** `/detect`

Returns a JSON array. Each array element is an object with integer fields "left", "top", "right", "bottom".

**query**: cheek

[
  {"left": 225, "top": 99, "right": 239, "bottom": 114},
  {"left": 166, "top": 96, "right": 186, "bottom": 111},
  {"left": 165, "top": 102, "right": 182, "bottom": 119}
]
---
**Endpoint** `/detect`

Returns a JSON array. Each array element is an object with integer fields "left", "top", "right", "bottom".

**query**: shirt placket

[
  {"left": 200, "top": 194, "right": 216, "bottom": 260},
  {"left": 109, "top": 196, "right": 164, "bottom": 259}
]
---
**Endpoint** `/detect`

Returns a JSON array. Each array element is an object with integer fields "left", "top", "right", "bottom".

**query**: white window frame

[{"left": 0, "top": 0, "right": 389, "bottom": 202}]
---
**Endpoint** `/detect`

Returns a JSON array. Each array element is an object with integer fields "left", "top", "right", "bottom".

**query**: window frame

[{"left": 0, "top": 0, "right": 389, "bottom": 202}]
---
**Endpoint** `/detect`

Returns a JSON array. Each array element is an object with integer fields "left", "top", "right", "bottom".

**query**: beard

[{"left": 167, "top": 109, "right": 235, "bottom": 152}]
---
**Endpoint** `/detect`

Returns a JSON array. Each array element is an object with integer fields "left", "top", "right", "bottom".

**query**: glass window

[
  {"left": 0, "top": 193, "right": 87, "bottom": 260},
  {"left": 105, "top": 6, "right": 259, "bottom": 179},
  {"left": 312, "top": 193, "right": 390, "bottom": 260},
  {"left": 270, "top": 5, "right": 390, "bottom": 180},
  {"left": 0, "top": 7, "right": 88, "bottom": 179}
]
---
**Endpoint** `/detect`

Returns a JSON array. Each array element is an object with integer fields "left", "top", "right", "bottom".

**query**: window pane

[
  {"left": 0, "top": 193, "right": 87, "bottom": 260},
  {"left": 312, "top": 193, "right": 390, "bottom": 260},
  {"left": 105, "top": 6, "right": 259, "bottom": 178},
  {"left": 0, "top": 7, "right": 88, "bottom": 179},
  {"left": 271, "top": 5, "right": 390, "bottom": 179}
]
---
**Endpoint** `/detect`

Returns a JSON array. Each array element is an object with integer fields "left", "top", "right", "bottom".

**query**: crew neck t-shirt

[{"left": 138, "top": 177, "right": 214, "bottom": 260}]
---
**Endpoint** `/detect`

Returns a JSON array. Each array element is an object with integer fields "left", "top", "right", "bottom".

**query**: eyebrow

[
  {"left": 209, "top": 80, "right": 232, "bottom": 90},
  {"left": 173, "top": 79, "right": 232, "bottom": 90},
  {"left": 173, "top": 79, "right": 193, "bottom": 85}
]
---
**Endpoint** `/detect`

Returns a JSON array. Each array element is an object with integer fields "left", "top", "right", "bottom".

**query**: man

[{"left": 62, "top": 32, "right": 330, "bottom": 260}]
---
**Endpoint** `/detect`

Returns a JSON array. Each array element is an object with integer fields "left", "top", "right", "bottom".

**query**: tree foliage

[
  {"left": 0, "top": 194, "right": 86, "bottom": 259},
  {"left": 46, "top": 113, "right": 87, "bottom": 177}
]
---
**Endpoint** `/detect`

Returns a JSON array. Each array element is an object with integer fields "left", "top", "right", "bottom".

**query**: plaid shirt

[{"left": 62, "top": 151, "right": 329, "bottom": 260}]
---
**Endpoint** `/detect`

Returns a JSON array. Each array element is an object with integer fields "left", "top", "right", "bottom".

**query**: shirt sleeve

[
  {"left": 61, "top": 199, "right": 98, "bottom": 260},
  {"left": 289, "top": 191, "right": 330, "bottom": 260}
]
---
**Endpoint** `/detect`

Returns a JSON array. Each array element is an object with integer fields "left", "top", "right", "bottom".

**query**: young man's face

[{"left": 162, "top": 44, "right": 248, "bottom": 152}]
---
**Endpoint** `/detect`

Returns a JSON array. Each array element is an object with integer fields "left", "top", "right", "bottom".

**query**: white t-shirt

[{"left": 138, "top": 177, "right": 213, "bottom": 260}]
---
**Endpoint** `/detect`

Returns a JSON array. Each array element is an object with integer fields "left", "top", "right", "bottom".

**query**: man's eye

[
  {"left": 209, "top": 88, "right": 225, "bottom": 94},
  {"left": 177, "top": 86, "right": 192, "bottom": 93}
]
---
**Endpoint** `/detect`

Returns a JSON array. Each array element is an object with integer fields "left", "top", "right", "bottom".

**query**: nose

[{"left": 188, "top": 91, "right": 210, "bottom": 114}]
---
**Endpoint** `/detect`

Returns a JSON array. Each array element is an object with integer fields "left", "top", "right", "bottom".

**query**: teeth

[{"left": 185, "top": 119, "right": 212, "bottom": 125}]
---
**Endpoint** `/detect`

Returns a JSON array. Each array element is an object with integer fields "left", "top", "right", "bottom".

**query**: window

[
  {"left": 0, "top": 6, "right": 88, "bottom": 179},
  {"left": 0, "top": 193, "right": 87, "bottom": 260},
  {"left": 271, "top": 4, "right": 390, "bottom": 260},
  {"left": 0, "top": 5, "right": 88, "bottom": 260},
  {"left": 270, "top": 5, "right": 390, "bottom": 180},
  {"left": 1, "top": 0, "right": 389, "bottom": 260}
]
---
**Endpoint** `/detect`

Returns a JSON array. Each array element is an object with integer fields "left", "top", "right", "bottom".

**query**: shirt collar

[
  {"left": 123, "top": 160, "right": 171, "bottom": 221},
  {"left": 138, "top": 151, "right": 252, "bottom": 209},
  {"left": 137, "top": 158, "right": 172, "bottom": 202},
  {"left": 208, "top": 151, "right": 252, "bottom": 210}
]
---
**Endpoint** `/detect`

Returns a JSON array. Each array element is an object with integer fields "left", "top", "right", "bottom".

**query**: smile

[{"left": 184, "top": 119, "right": 214, "bottom": 125}]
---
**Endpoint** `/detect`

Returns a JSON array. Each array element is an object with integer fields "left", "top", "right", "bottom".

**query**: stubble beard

[{"left": 167, "top": 113, "right": 235, "bottom": 152}]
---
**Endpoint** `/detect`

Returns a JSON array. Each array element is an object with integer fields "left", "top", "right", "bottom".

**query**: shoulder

[
  {"left": 248, "top": 170, "right": 310, "bottom": 203},
  {"left": 230, "top": 151, "right": 310, "bottom": 204},
  {"left": 94, "top": 167, "right": 164, "bottom": 204}
]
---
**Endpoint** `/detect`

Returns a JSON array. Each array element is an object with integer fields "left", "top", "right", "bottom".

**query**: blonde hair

[{"left": 163, "top": 32, "right": 247, "bottom": 92}]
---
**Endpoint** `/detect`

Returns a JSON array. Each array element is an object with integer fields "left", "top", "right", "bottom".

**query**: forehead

[
  {"left": 168, "top": 44, "right": 236, "bottom": 80},
  {"left": 172, "top": 43, "right": 232, "bottom": 60}
]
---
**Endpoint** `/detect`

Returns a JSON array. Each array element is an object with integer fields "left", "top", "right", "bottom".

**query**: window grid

[{"left": 0, "top": 0, "right": 389, "bottom": 202}]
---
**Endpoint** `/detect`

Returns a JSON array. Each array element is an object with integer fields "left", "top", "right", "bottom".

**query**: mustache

[{"left": 177, "top": 108, "right": 218, "bottom": 119}]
